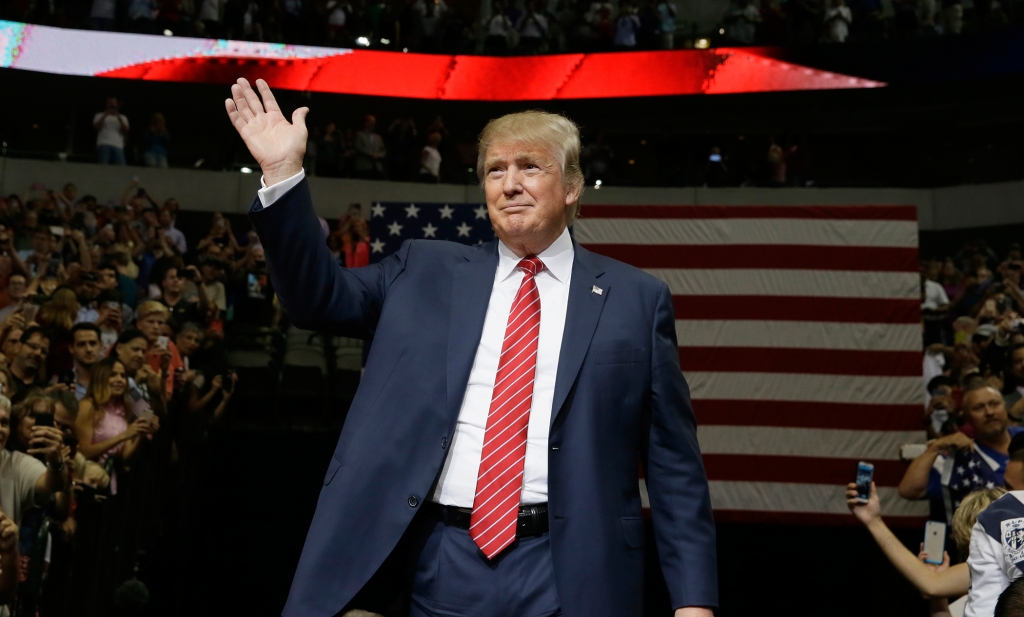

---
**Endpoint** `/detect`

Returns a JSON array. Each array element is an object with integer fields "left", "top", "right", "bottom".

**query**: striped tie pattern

[{"left": 470, "top": 256, "right": 543, "bottom": 559}]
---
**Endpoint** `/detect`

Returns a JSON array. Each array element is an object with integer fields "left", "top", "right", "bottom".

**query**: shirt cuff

[{"left": 256, "top": 169, "right": 306, "bottom": 209}]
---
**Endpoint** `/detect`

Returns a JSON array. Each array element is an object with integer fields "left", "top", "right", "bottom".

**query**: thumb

[{"left": 292, "top": 107, "right": 309, "bottom": 129}]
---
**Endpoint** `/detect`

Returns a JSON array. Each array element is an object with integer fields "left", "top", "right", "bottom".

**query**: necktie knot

[{"left": 519, "top": 257, "right": 543, "bottom": 277}]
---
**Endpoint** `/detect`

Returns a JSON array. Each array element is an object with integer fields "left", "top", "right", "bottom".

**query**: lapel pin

[{"left": 591, "top": 285, "right": 603, "bottom": 296}]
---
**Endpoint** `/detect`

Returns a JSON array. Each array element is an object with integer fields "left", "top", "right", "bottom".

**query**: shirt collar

[{"left": 496, "top": 227, "right": 573, "bottom": 284}]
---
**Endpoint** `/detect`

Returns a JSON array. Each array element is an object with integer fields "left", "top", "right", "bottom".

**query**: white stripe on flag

[
  {"left": 650, "top": 269, "right": 920, "bottom": 299},
  {"left": 573, "top": 218, "right": 919, "bottom": 248},
  {"left": 675, "top": 320, "right": 921, "bottom": 351},
  {"left": 707, "top": 481, "right": 930, "bottom": 516},
  {"left": 686, "top": 372, "right": 922, "bottom": 405},
  {"left": 697, "top": 426, "right": 923, "bottom": 460}
]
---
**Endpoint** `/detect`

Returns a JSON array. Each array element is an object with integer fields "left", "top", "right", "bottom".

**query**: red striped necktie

[{"left": 470, "top": 256, "right": 543, "bottom": 559}]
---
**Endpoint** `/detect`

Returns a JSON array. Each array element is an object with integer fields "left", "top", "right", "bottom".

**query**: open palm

[{"left": 225, "top": 78, "right": 309, "bottom": 186}]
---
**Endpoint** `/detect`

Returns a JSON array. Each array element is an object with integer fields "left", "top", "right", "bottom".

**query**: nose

[{"left": 502, "top": 166, "right": 522, "bottom": 196}]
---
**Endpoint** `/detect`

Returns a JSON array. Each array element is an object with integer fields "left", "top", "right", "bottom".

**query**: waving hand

[{"left": 225, "top": 78, "right": 309, "bottom": 186}]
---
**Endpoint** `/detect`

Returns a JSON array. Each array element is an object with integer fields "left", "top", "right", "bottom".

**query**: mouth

[{"left": 502, "top": 203, "right": 531, "bottom": 211}]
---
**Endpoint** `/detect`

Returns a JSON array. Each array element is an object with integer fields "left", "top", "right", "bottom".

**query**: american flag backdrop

[{"left": 370, "top": 201, "right": 928, "bottom": 525}]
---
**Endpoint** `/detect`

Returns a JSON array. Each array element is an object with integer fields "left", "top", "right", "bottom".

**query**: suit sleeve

[
  {"left": 964, "top": 521, "right": 1007, "bottom": 617},
  {"left": 248, "top": 178, "right": 410, "bottom": 338},
  {"left": 645, "top": 281, "right": 719, "bottom": 610}
]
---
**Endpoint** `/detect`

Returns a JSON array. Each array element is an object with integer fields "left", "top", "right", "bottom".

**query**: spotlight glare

[
  {"left": 163, "top": 29, "right": 174, "bottom": 36},
  {"left": 380, "top": 38, "right": 391, "bottom": 44},
  {"left": 719, "top": 28, "right": 725, "bottom": 34},
  {"left": 356, "top": 36, "right": 370, "bottom": 46},
  {"left": 240, "top": 167, "right": 253, "bottom": 174},
  {"left": 695, "top": 38, "right": 710, "bottom": 49}
]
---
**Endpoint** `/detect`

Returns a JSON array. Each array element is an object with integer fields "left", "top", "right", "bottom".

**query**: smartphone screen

[
  {"left": 855, "top": 461, "right": 874, "bottom": 503},
  {"left": 34, "top": 412, "right": 54, "bottom": 428},
  {"left": 924, "top": 521, "right": 947, "bottom": 564},
  {"left": 156, "top": 335, "right": 169, "bottom": 351}
]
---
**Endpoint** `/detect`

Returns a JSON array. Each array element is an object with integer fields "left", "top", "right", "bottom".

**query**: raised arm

[{"left": 226, "top": 78, "right": 409, "bottom": 336}]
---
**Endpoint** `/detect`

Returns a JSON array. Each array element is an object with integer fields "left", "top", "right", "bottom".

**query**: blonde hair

[
  {"left": 136, "top": 300, "right": 170, "bottom": 322},
  {"left": 38, "top": 287, "right": 79, "bottom": 332},
  {"left": 952, "top": 487, "right": 1007, "bottom": 552},
  {"left": 477, "top": 111, "right": 586, "bottom": 224}
]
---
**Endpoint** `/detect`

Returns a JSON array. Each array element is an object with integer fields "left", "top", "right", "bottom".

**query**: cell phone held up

[
  {"left": 924, "top": 521, "right": 947, "bottom": 565},
  {"left": 855, "top": 461, "right": 874, "bottom": 504},
  {"left": 33, "top": 412, "right": 54, "bottom": 462}
]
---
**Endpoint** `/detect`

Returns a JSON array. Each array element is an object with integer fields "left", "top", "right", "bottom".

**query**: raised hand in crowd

[{"left": 225, "top": 78, "right": 309, "bottom": 186}]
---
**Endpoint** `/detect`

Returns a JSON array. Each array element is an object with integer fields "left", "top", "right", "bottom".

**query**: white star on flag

[
  {"left": 423, "top": 223, "right": 438, "bottom": 238},
  {"left": 956, "top": 466, "right": 966, "bottom": 475},
  {"left": 439, "top": 205, "right": 454, "bottom": 219},
  {"left": 405, "top": 204, "right": 420, "bottom": 218},
  {"left": 370, "top": 239, "right": 386, "bottom": 253},
  {"left": 456, "top": 222, "right": 472, "bottom": 237},
  {"left": 474, "top": 205, "right": 488, "bottom": 220},
  {"left": 388, "top": 221, "right": 404, "bottom": 236},
  {"left": 987, "top": 482, "right": 996, "bottom": 488},
  {"left": 371, "top": 203, "right": 386, "bottom": 218}
]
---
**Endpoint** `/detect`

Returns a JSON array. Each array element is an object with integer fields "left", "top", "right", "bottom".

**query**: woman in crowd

[
  {"left": 74, "top": 357, "right": 158, "bottom": 473},
  {"left": 847, "top": 481, "right": 1005, "bottom": 615},
  {"left": 36, "top": 286, "right": 79, "bottom": 376},
  {"left": 340, "top": 218, "right": 370, "bottom": 269},
  {"left": 135, "top": 301, "right": 183, "bottom": 399}
]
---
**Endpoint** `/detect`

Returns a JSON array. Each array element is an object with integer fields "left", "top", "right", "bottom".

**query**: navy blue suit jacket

[{"left": 250, "top": 180, "right": 718, "bottom": 617}]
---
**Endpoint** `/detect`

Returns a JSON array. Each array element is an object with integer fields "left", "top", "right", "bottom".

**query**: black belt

[{"left": 425, "top": 502, "right": 549, "bottom": 537}]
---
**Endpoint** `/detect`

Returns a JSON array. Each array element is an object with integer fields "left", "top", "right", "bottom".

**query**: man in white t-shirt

[
  {"left": 0, "top": 395, "right": 66, "bottom": 526},
  {"left": 93, "top": 97, "right": 130, "bottom": 165},
  {"left": 923, "top": 277, "right": 951, "bottom": 311},
  {"left": 418, "top": 132, "right": 443, "bottom": 183}
]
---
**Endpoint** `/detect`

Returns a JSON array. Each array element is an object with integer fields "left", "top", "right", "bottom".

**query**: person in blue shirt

[{"left": 899, "top": 382, "right": 1024, "bottom": 521}]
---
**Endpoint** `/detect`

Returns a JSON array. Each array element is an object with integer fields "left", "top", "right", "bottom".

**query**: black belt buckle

[{"left": 517, "top": 504, "right": 545, "bottom": 537}]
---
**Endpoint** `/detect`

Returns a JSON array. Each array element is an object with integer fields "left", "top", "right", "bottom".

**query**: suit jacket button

[
  {"left": 441, "top": 437, "right": 448, "bottom": 449},
  {"left": 408, "top": 495, "right": 419, "bottom": 507}
]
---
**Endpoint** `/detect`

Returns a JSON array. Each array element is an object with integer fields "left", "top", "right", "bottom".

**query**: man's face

[
  {"left": 8, "top": 275, "right": 26, "bottom": 300},
  {"left": 79, "top": 279, "right": 99, "bottom": 301},
  {"left": 963, "top": 387, "right": 1009, "bottom": 441},
  {"left": 159, "top": 210, "right": 172, "bottom": 228},
  {"left": 32, "top": 231, "right": 51, "bottom": 254},
  {"left": 483, "top": 140, "right": 578, "bottom": 254},
  {"left": 162, "top": 269, "right": 183, "bottom": 295},
  {"left": 3, "top": 329, "right": 22, "bottom": 359},
  {"left": 16, "top": 333, "right": 50, "bottom": 372},
  {"left": 117, "top": 338, "right": 148, "bottom": 373},
  {"left": 978, "top": 268, "right": 993, "bottom": 284},
  {"left": 138, "top": 314, "right": 165, "bottom": 341},
  {"left": 73, "top": 329, "right": 101, "bottom": 367},
  {"left": 200, "top": 264, "right": 221, "bottom": 283},
  {"left": 1013, "top": 348, "right": 1024, "bottom": 380},
  {"left": 176, "top": 330, "right": 201, "bottom": 356},
  {"left": 97, "top": 268, "right": 117, "bottom": 291}
]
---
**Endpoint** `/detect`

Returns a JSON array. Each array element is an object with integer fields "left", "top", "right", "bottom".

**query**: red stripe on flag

[
  {"left": 582, "top": 205, "right": 917, "bottom": 220},
  {"left": 584, "top": 245, "right": 919, "bottom": 272},
  {"left": 712, "top": 510, "right": 927, "bottom": 528},
  {"left": 693, "top": 400, "right": 923, "bottom": 431},
  {"left": 674, "top": 296, "right": 922, "bottom": 324},
  {"left": 679, "top": 347, "right": 922, "bottom": 377},
  {"left": 703, "top": 454, "right": 908, "bottom": 486}
]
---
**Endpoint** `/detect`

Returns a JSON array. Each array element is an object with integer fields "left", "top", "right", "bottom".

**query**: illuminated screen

[{"left": 0, "top": 20, "right": 884, "bottom": 100}]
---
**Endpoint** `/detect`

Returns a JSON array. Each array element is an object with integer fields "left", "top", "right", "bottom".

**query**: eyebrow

[{"left": 484, "top": 150, "right": 553, "bottom": 170}]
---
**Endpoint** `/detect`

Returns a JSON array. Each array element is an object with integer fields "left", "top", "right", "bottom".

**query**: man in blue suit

[{"left": 226, "top": 78, "right": 717, "bottom": 617}]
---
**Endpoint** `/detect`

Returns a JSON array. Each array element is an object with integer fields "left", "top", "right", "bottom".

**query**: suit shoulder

[
  {"left": 401, "top": 239, "right": 493, "bottom": 262},
  {"left": 579, "top": 246, "right": 666, "bottom": 292}
]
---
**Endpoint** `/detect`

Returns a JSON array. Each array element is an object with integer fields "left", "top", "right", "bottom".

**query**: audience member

[
  {"left": 93, "top": 98, "right": 130, "bottom": 166},
  {"left": 0, "top": 394, "right": 66, "bottom": 525},
  {"left": 353, "top": 115, "right": 387, "bottom": 179},
  {"left": 74, "top": 357, "right": 158, "bottom": 469},
  {"left": 8, "top": 327, "right": 50, "bottom": 403},
  {"left": 57, "top": 322, "right": 104, "bottom": 400}
]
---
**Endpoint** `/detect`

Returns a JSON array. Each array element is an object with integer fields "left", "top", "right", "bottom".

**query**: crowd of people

[
  {"left": 836, "top": 240, "right": 1024, "bottom": 616},
  {"left": 3, "top": 0, "right": 1018, "bottom": 57},
  {"left": 0, "top": 175, "right": 373, "bottom": 616}
]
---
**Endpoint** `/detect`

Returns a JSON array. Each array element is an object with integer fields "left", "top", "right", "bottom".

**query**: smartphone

[
  {"left": 709, "top": 153, "right": 722, "bottom": 162},
  {"left": 106, "top": 301, "right": 120, "bottom": 310},
  {"left": 855, "top": 461, "right": 874, "bottom": 503},
  {"left": 127, "top": 387, "right": 153, "bottom": 421},
  {"left": 46, "top": 257, "right": 60, "bottom": 276},
  {"left": 20, "top": 303, "right": 39, "bottom": 324},
  {"left": 34, "top": 412, "right": 54, "bottom": 428},
  {"left": 49, "top": 226, "right": 64, "bottom": 237},
  {"left": 156, "top": 335, "right": 169, "bottom": 351},
  {"left": 924, "top": 521, "right": 947, "bottom": 565}
]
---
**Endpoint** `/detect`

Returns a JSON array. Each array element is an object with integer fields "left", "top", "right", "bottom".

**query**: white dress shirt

[
  {"left": 258, "top": 170, "right": 573, "bottom": 506},
  {"left": 433, "top": 228, "right": 572, "bottom": 506}
]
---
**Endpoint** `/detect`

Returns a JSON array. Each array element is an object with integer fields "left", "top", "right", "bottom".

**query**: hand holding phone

[
  {"left": 855, "top": 462, "right": 874, "bottom": 504},
  {"left": 922, "top": 521, "right": 947, "bottom": 566},
  {"left": 156, "top": 335, "right": 169, "bottom": 351}
]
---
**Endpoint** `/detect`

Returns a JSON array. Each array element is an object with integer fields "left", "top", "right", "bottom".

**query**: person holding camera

[
  {"left": 154, "top": 264, "right": 209, "bottom": 330},
  {"left": 0, "top": 394, "right": 66, "bottom": 526},
  {"left": 74, "top": 358, "right": 159, "bottom": 474},
  {"left": 93, "top": 97, "right": 130, "bottom": 166},
  {"left": 135, "top": 301, "right": 184, "bottom": 399}
]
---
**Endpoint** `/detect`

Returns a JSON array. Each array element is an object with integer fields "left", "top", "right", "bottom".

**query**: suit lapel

[
  {"left": 447, "top": 241, "right": 499, "bottom": 420},
  {"left": 551, "top": 243, "right": 607, "bottom": 429}
]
